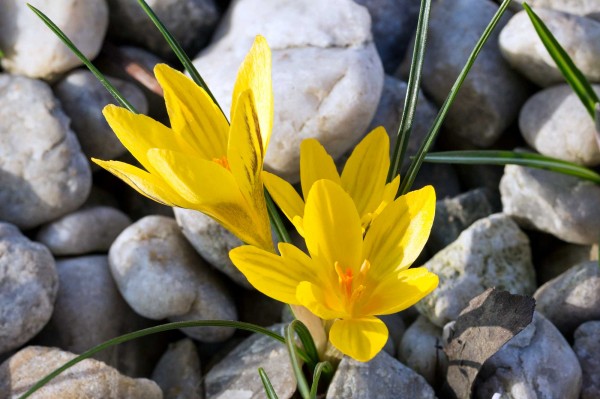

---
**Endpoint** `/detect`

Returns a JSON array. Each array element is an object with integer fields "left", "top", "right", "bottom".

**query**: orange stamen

[{"left": 213, "top": 156, "right": 231, "bottom": 171}]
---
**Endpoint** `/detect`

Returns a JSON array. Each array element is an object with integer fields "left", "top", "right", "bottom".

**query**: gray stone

[
  {"left": 0, "top": 1, "right": 108, "bottom": 80},
  {"left": 109, "top": 215, "right": 237, "bottom": 342},
  {"left": 366, "top": 75, "right": 438, "bottom": 170},
  {"left": 0, "top": 74, "right": 91, "bottom": 229},
  {"left": 354, "top": 0, "right": 420, "bottom": 72},
  {"left": 326, "top": 350, "right": 436, "bottom": 399},
  {"left": 539, "top": 243, "right": 597, "bottom": 284},
  {"left": 399, "top": 0, "right": 529, "bottom": 147},
  {"left": 0, "top": 223, "right": 57, "bottom": 355},
  {"left": 193, "top": 0, "right": 384, "bottom": 182},
  {"left": 534, "top": 260, "right": 600, "bottom": 336},
  {"left": 0, "top": 346, "right": 162, "bottom": 399},
  {"left": 398, "top": 315, "right": 445, "bottom": 386},
  {"left": 106, "top": 0, "right": 220, "bottom": 59},
  {"left": 500, "top": 9, "right": 600, "bottom": 87},
  {"left": 380, "top": 313, "right": 405, "bottom": 357},
  {"left": 174, "top": 208, "right": 251, "bottom": 288},
  {"left": 238, "top": 289, "right": 284, "bottom": 327},
  {"left": 152, "top": 339, "right": 203, "bottom": 399},
  {"left": 510, "top": 0, "right": 600, "bottom": 16},
  {"left": 205, "top": 324, "right": 296, "bottom": 399},
  {"left": 519, "top": 85, "right": 600, "bottom": 166},
  {"left": 475, "top": 312, "right": 582, "bottom": 399},
  {"left": 500, "top": 164, "right": 600, "bottom": 244},
  {"left": 36, "top": 255, "right": 154, "bottom": 375},
  {"left": 36, "top": 206, "right": 132, "bottom": 256},
  {"left": 54, "top": 69, "right": 148, "bottom": 160},
  {"left": 573, "top": 321, "right": 600, "bottom": 399},
  {"left": 428, "top": 188, "right": 494, "bottom": 254},
  {"left": 416, "top": 213, "right": 536, "bottom": 327}
]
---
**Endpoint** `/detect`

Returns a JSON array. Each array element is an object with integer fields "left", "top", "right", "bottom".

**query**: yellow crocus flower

[
  {"left": 230, "top": 179, "right": 439, "bottom": 362},
  {"left": 93, "top": 36, "right": 274, "bottom": 251},
  {"left": 262, "top": 127, "right": 400, "bottom": 236}
]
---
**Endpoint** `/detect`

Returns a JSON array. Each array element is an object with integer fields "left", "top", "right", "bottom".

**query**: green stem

[
  {"left": 266, "top": 189, "right": 292, "bottom": 244},
  {"left": 387, "top": 0, "right": 432, "bottom": 182},
  {"left": 18, "top": 320, "right": 284, "bottom": 399},
  {"left": 259, "top": 368, "right": 281, "bottom": 399}
]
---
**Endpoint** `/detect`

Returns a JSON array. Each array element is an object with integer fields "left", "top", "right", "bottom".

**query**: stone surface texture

[
  {"left": 326, "top": 350, "right": 436, "bottom": 398},
  {"left": 36, "top": 206, "right": 131, "bottom": 256},
  {"left": 0, "top": 74, "right": 91, "bottom": 229},
  {"left": 475, "top": 312, "right": 582, "bottom": 399},
  {"left": 500, "top": 164, "right": 600, "bottom": 244},
  {"left": 0, "top": 0, "right": 108, "bottom": 79},
  {"left": 0, "top": 223, "right": 57, "bottom": 355},
  {"left": 152, "top": 339, "right": 203, "bottom": 399},
  {"left": 416, "top": 213, "right": 536, "bottom": 327},
  {"left": 109, "top": 215, "right": 237, "bottom": 342},
  {"left": 573, "top": 321, "right": 600, "bottom": 399},
  {"left": 0, "top": 346, "right": 162, "bottom": 399},
  {"left": 500, "top": 9, "right": 600, "bottom": 87}
]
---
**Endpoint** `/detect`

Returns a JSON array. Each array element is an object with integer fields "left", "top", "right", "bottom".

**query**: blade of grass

[
  {"left": 423, "top": 150, "right": 600, "bottom": 184},
  {"left": 259, "top": 368, "right": 280, "bottom": 399},
  {"left": 309, "top": 361, "right": 334, "bottom": 399},
  {"left": 27, "top": 4, "right": 136, "bottom": 113},
  {"left": 287, "top": 320, "right": 320, "bottom": 371},
  {"left": 523, "top": 2, "right": 599, "bottom": 119},
  {"left": 387, "top": 0, "right": 432, "bottom": 182},
  {"left": 135, "top": 0, "right": 226, "bottom": 119},
  {"left": 18, "top": 320, "right": 285, "bottom": 399},
  {"left": 285, "top": 322, "right": 311, "bottom": 399},
  {"left": 398, "top": 0, "right": 512, "bottom": 196}
]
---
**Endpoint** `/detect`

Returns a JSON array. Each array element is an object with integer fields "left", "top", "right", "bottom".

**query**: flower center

[
  {"left": 334, "top": 259, "right": 370, "bottom": 315},
  {"left": 213, "top": 156, "right": 231, "bottom": 171}
]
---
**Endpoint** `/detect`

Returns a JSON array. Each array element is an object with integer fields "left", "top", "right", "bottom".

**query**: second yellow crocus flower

[
  {"left": 93, "top": 36, "right": 274, "bottom": 251},
  {"left": 263, "top": 127, "right": 400, "bottom": 236}
]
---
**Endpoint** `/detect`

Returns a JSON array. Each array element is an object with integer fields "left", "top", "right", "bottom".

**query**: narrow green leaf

[
  {"left": 18, "top": 320, "right": 284, "bottom": 399},
  {"left": 287, "top": 320, "right": 320, "bottom": 368},
  {"left": 398, "top": 0, "right": 512, "bottom": 196},
  {"left": 423, "top": 150, "right": 600, "bottom": 184},
  {"left": 285, "top": 322, "right": 311, "bottom": 399},
  {"left": 523, "top": 2, "right": 599, "bottom": 119},
  {"left": 259, "top": 368, "right": 280, "bottom": 399},
  {"left": 27, "top": 4, "right": 137, "bottom": 113},
  {"left": 0, "top": 48, "right": 4, "bottom": 58},
  {"left": 309, "top": 361, "right": 334, "bottom": 399},
  {"left": 266, "top": 189, "right": 291, "bottom": 244},
  {"left": 388, "top": 0, "right": 432, "bottom": 182},
  {"left": 135, "top": 0, "right": 226, "bottom": 119}
]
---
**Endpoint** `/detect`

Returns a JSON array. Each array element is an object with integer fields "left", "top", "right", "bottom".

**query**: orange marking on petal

[{"left": 213, "top": 156, "right": 231, "bottom": 171}]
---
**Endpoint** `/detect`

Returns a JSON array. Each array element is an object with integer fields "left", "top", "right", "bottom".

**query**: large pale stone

[
  {"left": 193, "top": 0, "right": 384, "bottom": 182},
  {"left": 0, "top": 0, "right": 108, "bottom": 80}
]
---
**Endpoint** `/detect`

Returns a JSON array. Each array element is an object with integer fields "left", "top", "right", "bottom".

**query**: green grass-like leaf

[
  {"left": 309, "top": 361, "right": 334, "bottom": 399},
  {"left": 259, "top": 368, "right": 281, "bottom": 399},
  {"left": 423, "top": 150, "right": 600, "bottom": 184},
  {"left": 523, "top": 2, "right": 599, "bottom": 119},
  {"left": 18, "top": 320, "right": 285, "bottom": 399},
  {"left": 285, "top": 322, "right": 311, "bottom": 399},
  {"left": 27, "top": 4, "right": 137, "bottom": 113},
  {"left": 135, "top": 0, "right": 226, "bottom": 119},
  {"left": 398, "top": 0, "right": 513, "bottom": 195},
  {"left": 387, "top": 0, "right": 432, "bottom": 182}
]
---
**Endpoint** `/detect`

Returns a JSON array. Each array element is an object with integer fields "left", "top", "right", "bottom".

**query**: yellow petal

[
  {"left": 154, "top": 64, "right": 229, "bottom": 160},
  {"left": 228, "top": 89, "right": 264, "bottom": 205},
  {"left": 146, "top": 148, "right": 242, "bottom": 205},
  {"left": 231, "top": 35, "right": 273, "bottom": 152},
  {"left": 303, "top": 180, "right": 363, "bottom": 273},
  {"left": 296, "top": 281, "right": 345, "bottom": 320},
  {"left": 262, "top": 171, "right": 305, "bottom": 235},
  {"left": 364, "top": 185, "right": 436, "bottom": 281},
  {"left": 359, "top": 267, "right": 439, "bottom": 316},
  {"left": 341, "top": 127, "right": 390, "bottom": 218},
  {"left": 300, "top": 139, "right": 341, "bottom": 200},
  {"left": 102, "top": 105, "right": 183, "bottom": 171},
  {"left": 229, "top": 243, "right": 313, "bottom": 304},
  {"left": 329, "top": 317, "right": 388, "bottom": 362},
  {"left": 92, "top": 159, "right": 186, "bottom": 207}
]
